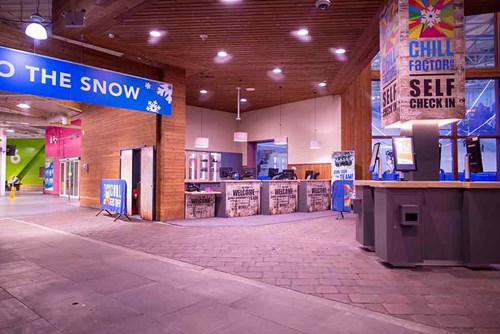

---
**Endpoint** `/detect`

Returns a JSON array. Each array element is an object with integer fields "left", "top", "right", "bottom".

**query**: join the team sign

[{"left": 0, "top": 46, "right": 173, "bottom": 115}]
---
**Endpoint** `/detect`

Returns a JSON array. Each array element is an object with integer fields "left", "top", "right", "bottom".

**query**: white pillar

[{"left": 0, "top": 130, "right": 6, "bottom": 196}]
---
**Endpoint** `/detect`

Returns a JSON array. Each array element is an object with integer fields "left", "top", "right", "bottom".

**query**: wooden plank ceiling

[{"left": 1, "top": 0, "right": 499, "bottom": 114}]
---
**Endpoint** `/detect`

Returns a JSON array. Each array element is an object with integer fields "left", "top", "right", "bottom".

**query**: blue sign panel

[
  {"left": 100, "top": 179, "right": 127, "bottom": 215},
  {"left": 0, "top": 46, "right": 172, "bottom": 115},
  {"left": 332, "top": 180, "right": 353, "bottom": 213}
]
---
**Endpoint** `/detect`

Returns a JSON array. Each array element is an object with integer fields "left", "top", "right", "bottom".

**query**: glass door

[
  {"left": 59, "top": 161, "right": 67, "bottom": 196},
  {"left": 59, "top": 158, "right": 80, "bottom": 199}
]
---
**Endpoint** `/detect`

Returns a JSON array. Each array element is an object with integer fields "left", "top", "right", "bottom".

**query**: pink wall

[{"left": 44, "top": 120, "right": 82, "bottom": 195}]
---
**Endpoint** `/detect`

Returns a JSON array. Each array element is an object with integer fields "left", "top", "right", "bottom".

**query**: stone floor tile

[
  {"left": 0, "top": 298, "right": 40, "bottom": 330},
  {"left": 53, "top": 263, "right": 125, "bottom": 282},
  {"left": 0, "top": 318, "right": 60, "bottom": 334},
  {"left": 92, "top": 315, "right": 186, "bottom": 334},
  {"left": 160, "top": 300, "right": 249, "bottom": 334},
  {"left": 214, "top": 314, "right": 303, "bottom": 334},
  {"left": 0, "top": 261, "right": 41, "bottom": 277},
  {"left": 82, "top": 272, "right": 154, "bottom": 295},
  {"left": 181, "top": 277, "right": 261, "bottom": 304},
  {"left": 382, "top": 303, "right": 435, "bottom": 315},
  {"left": 0, "top": 268, "right": 59, "bottom": 289},
  {"left": 0, "top": 289, "right": 10, "bottom": 301},
  {"left": 434, "top": 315, "right": 475, "bottom": 328}
]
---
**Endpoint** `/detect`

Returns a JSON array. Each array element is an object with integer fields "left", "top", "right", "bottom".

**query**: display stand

[
  {"left": 96, "top": 208, "right": 131, "bottom": 222},
  {"left": 98, "top": 179, "right": 131, "bottom": 222}
]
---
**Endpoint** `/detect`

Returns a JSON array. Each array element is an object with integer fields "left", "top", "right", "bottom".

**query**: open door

[
  {"left": 140, "top": 146, "right": 155, "bottom": 220},
  {"left": 120, "top": 149, "right": 133, "bottom": 216}
]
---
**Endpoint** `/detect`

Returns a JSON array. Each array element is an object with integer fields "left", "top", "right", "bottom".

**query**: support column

[{"left": 156, "top": 65, "right": 186, "bottom": 220}]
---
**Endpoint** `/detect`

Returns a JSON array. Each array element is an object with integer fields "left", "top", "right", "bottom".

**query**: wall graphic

[
  {"left": 268, "top": 181, "right": 298, "bottom": 215},
  {"left": 5, "top": 138, "right": 45, "bottom": 188},
  {"left": 44, "top": 158, "right": 54, "bottom": 191},
  {"left": 381, "top": 0, "right": 465, "bottom": 127},
  {"left": 185, "top": 194, "right": 216, "bottom": 219},
  {"left": 225, "top": 182, "right": 260, "bottom": 218},
  {"left": 305, "top": 181, "right": 331, "bottom": 212}
]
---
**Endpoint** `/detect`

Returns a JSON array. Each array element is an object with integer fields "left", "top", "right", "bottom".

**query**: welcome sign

[
  {"left": 381, "top": 0, "right": 465, "bottom": 127},
  {"left": 0, "top": 46, "right": 173, "bottom": 115}
]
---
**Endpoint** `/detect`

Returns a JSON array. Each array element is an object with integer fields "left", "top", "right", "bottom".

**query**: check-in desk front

[
  {"left": 184, "top": 191, "right": 221, "bottom": 219},
  {"left": 261, "top": 180, "right": 299, "bottom": 215},
  {"left": 216, "top": 180, "right": 261, "bottom": 218},
  {"left": 353, "top": 181, "right": 500, "bottom": 268},
  {"left": 298, "top": 180, "right": 331, "bottom": 212}
]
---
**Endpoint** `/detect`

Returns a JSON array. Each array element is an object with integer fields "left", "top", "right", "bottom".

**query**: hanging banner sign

[
  {"left": 99, "top": 179, "right": 127, "bottom": 215},
  {"left": 381, "top": 0, "right": 465, "bottom": 127},
  {"left": 0, "top": 46, "right": 172, "bottom": 115},
  {"left": 44, "top": 158, "right": 54, "bottom": 191},
  {"left": 331, "top": 151, "right": 355, "bottom": 213}
]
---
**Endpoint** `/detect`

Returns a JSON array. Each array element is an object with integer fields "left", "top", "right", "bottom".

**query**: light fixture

[
  {"left": 149, "top": 30, "right": 162, "bottom": 37},
  {"left": 194, "top": 109, "right": 209, "bottom": 148},
  {"left": 246, "top": 87, "right": 255, "bottom": 92},
  {"left": 234, "top": 87, "right": 248, "bottom": 142},
  {"left": 217, "top": 50, "right": 228, "bottom": 57},
  {"left": 272, "top": 68, "right": 282, "bottom": 74},
  {"left": 309, "top": 92, "right": 321, "bottom": 149},
  {"left": 16, "top": 103, "right": 31, "bottom": 109},
  {"left": 240, "top": 98, "right": 247, "bottom": 103},
  {"left": 274, "top": 86, "right": 288, "bottom": 145},
  {"left": 318, "top": 81, "right": 327, "bottom": 87},
  {"left": 5, "top": 129, "right": 15, "bottom": 133},
  {"left": 25, "top": 13, "right": 47, "bottom": 40},
  {"left": 335, "top": 48, "right": 346, "bottom": 54},
  {"left": 297, "top": 28, "right": 309, "bottom": 36},
  {"left": 200, "top": 89, "right": 208, "bottom": 94}
]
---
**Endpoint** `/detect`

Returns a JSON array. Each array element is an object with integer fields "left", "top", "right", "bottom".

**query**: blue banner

[
  {"left": 332, "top": 180, "right": 353, "bottom": 213},
  {"left": 44, "top": 158, "right": 53, "bottom": 191},
  {"left": 0, "top": 46, "right": 172, "bottom": 115},
  {"left": 100, "top": 179, "right": 127, "bottom": 215}
]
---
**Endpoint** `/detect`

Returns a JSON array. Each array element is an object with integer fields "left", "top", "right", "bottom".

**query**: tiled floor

[{"left": 1, "top": 193, "right": 500, "bottom": 333}]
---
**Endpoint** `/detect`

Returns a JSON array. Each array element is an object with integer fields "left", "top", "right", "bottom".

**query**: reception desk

[
  {"left": 184, "top": 191, "right": 220, "bottom": 219},
  {"left": 261, "top": 180, "right": 299, "bottom": 215},
  {"left": 353, "top": 181, "right": 500, "bottom": 267},
  {"left": 216, "top": 180, "right": 261, "bottom": 218},
  {"left": 298, "top": 180, "right": 331, "bottom": 212}
]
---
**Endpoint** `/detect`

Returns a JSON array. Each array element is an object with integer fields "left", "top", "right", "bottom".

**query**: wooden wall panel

[
  {"left": 288, "top": 163, "right": 332, "bottom": 180},
  {"left": 341, "top": 64, "right": 372, "bottom": 180},
  {"left": 156, "top": 66, "right": 187, "bottom": 221},
  {"left": 80, "top": 105, "right": 157, "bottom": 208}
]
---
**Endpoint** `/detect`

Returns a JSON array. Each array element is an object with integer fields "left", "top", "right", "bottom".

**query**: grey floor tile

[
  {"left": 0, "top": 251, "right": 24, "bottom": 264},
  {"left": 0, "top": 289, "right": 10, "bottom": 301},
  {"left": 0, "top": 268, "right": 59, "bottom": 289},
  {"left": 214, "top": 314, "right": 304, "bottom": 334},
  {"left": 230, "top": 289, "right": 336, "bottom": 332},
  {"left": 82, "top": 272, "right": 154, "bottom": 295},
  {"left": 0, "top": 261, "right": 41, "bottom": 277},
  {"left": 182, "top": 277, "right": 261, "bottom": 304},
  {"left": 160, "top": 300, "right": 249, "bottom": 334},
  {"left": 53, "top": 263, "right": 124, "bottom": 282},
  {"left": 112, "top": 282, "right": 205, "bottom": 317},
  {"left": 0, "top": 298, "right": 40, "bottom": 330},
  {"left": 0, "top": 318, "right": 60, "bottom": 334},
  {"left": 92, "top": 315, "right": 187, "bottom": 334},
  {"left": 309, "top": 311, "right": 422, "bottom": 334}
]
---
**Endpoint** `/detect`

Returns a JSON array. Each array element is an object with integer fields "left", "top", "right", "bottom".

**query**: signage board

[
  {"left": 0, "top": 46, "right": 173, "bottom": 115},
  {"left": 44, "top": 158, "right": 54, "bottom": 191},
  {"left": 225, "top": 182, "right": 260, "bottom": 218},
  {"left": 381, "top": 0, "right": 465, "bottom": 127},
  {"left": 185, "top": 193, "right": 216, "bottom": 220},
  {"left": 331, "top": 151, "right": 355, "bottom": 213},
  {"left": 268, "top": 181, "right": 298, "bottom": 215},
  {"left": 305, "top": 181, "right": 331, "bottom": 212},
  {"left": 99, "top": 179, "right": 127, "bottom": 215}
]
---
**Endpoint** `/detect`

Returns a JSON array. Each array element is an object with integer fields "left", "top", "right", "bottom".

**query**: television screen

[
  {"left": 368, "top": 142, "right": 380, "bottom": 173},
  {"left": 268, "top": 168, "right": 279, "bottom": 178},
  {"left": 6, "top": 145, "right": 16, "bottom": 156},
  {"left": 392, "top": 137, "right": 416, "bottom": 172},
  {"left": 466, "top": 136, "right": 483, "bottom": 173},
  {"left": 305, "top": 170, "right": 314, "bottom": 180}
]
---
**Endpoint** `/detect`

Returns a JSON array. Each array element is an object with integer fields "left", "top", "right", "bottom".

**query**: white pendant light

[
  {"left": 25, "top": 13, "right": 48, "bottom": 40},
  {"left": 309, "top": 92, "right": 321, "bottom": 149},
  {"left": 233, "top": 87, "right": 248, "bottom": 142},
  {"left": 274, "top": 86, "right": 288, "bottom": 145},
  {"left": 194, "top": 109, "right": 209, "bottom": 149}
]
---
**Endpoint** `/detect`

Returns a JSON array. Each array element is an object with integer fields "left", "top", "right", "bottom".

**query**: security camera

[{"left": 315, "top": 0, "right": 331, "bottom": 10}]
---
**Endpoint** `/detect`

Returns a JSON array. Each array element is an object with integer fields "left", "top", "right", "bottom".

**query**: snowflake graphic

[
  {"left": 146, "top": 100, "right": 161, "bottom": 113},
  {"left": 157, "top": 83, "right": 173, "bottom": 104},
  {"left": 145, "top": 82, "right": 151, "bottom": 89},
  {"left": 420, "top": 6, "right": 441, "bottom": 28}
]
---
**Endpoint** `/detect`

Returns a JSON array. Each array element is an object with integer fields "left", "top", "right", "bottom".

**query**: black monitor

[
  {"left": 6, "top": 145, "right": 15, "bottom": 156},
  {"left": 305, "top": 170, "right": 314, "bottom": 180},
  {"left": 268, "top": 168, "right": 279, "bottom": 178},
  {"left": 220, "top": 167, "right": 233, "bottom": 179},
  {"left": 392, "top": 137, "right": 417, "bottom": 172},
  {"left": 368, "top": 142, "right": 380, "bottom": 173},
  {"left": 242, "top": 167, "right": 255, "bottom": 179},
  {"left": 313, "top": 172, "right": 320, "bottom": 180},
  {"left": 466, "top": 136, "right": 483, "bottom": 173},
  {"left": 283, "top": 169, "right": 296, "bottom": 180}
]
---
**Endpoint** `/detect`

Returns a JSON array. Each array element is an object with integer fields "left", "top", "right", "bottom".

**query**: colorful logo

[
  {"left": 381, "top": 0, "right": 398, "bottom": 55},
  {"left": 409, "top": 0, "right": 454, "bottom": 39}
]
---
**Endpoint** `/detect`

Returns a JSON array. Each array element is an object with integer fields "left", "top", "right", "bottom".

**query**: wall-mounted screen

[
  {"left": 466, "top": 136, "right": 483, "bottom": 173},
  {"left": 6, "top": 145, "right": 16, "bottom": 156},
  {"left": 392, "top": 137, "right": 417, "bottom": 172},
  {"left": 368, "top": 142, "right": 380, "bottom": 173}
]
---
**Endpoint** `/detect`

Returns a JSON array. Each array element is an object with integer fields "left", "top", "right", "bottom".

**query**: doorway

[
  {"left": 59, "top": 158, "right": 80, "bottom": 199},
  {"left": 120, "top": 146, "right": 155, "bottom": 220}
]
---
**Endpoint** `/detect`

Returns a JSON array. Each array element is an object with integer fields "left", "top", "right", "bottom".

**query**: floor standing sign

[
  {"left": 331, "top": 151, "right": 355, "bottom": 213},
  {"left": 97, "top": 179, "right": 130, "bottom": 221}
]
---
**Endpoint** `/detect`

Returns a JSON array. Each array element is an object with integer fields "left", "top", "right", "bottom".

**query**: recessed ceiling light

[
  {"left": 335, "top": 48, "right": 346, "bottom": 54},
  {"left": 240, "top": 98, "right": 247, "bottom": 103},
  {"left": 200, "top": 89, "right": 208, "bottom": 94},
  {"left": 297, "top": 29, "right": 309, "bottom": 36},
  {"left": 318, "top": 82, "right": 327, "bottom": 87},
  {"left": 149, "top": 30, "right": 162, "bottom": 37},
  {"left": 20, "top": 122, "right": 29, "bottom": 125},
  {"left": 245, "top": 88, "right": 255, "bottom": 92},
  {"left": 17, "top": 103, "right": 31, "bottom": 109},
  {"left": 272, "top": 68, "right": 282, "bottom": 74},
  {"left": 5, "top": 129, "right": 15, "bottom": 133},
  {"left": 217, "top": 50, "right": 228, "bottom": 57}
]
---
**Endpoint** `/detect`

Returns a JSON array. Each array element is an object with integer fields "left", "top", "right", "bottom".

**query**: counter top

[
  {"left": 262, "top": 180, "right": 300, "bottom": 183},
  {"left": 299, "top": 179, "right": 330, "bottom": 182},
  {"left": 354, "top": 180, "right": 500, "bottom": 189},
  {"left": 184, "top": 191, "right": 222, "bottom": 195}
]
